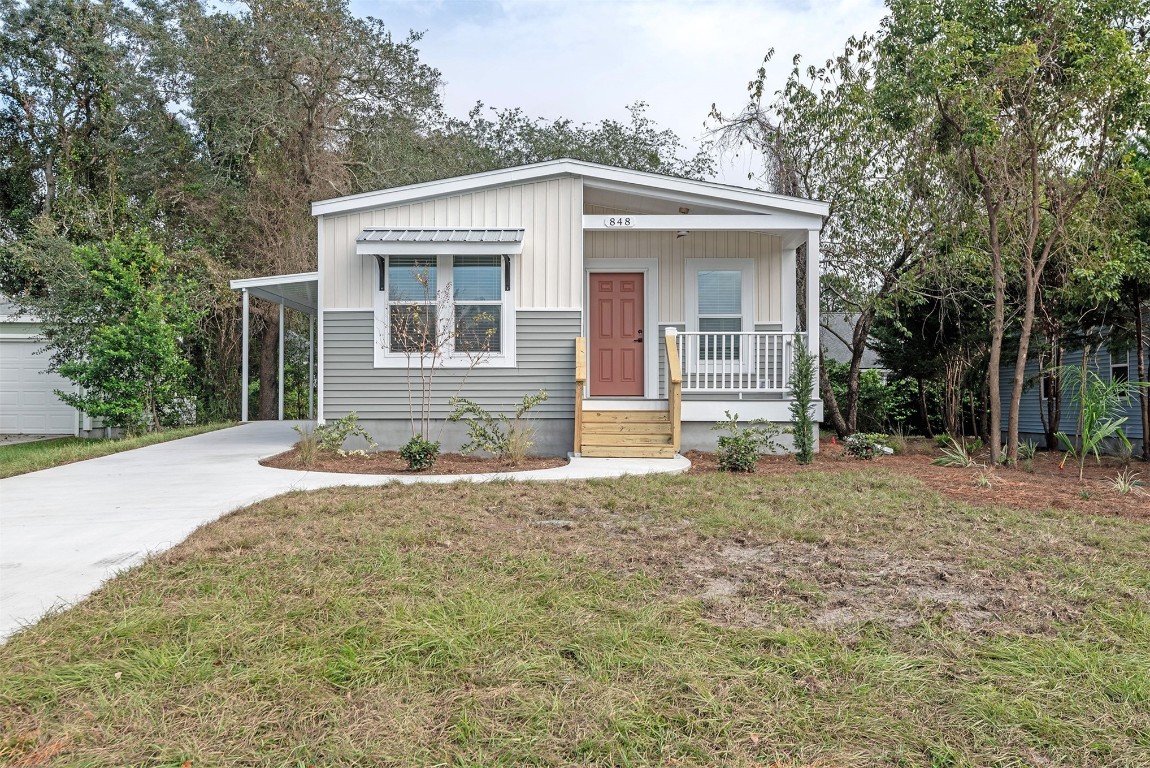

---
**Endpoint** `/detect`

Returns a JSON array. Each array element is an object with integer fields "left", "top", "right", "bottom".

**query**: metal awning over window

[{"left": 356, "top": 229, "right": 525, "bottom": 256}]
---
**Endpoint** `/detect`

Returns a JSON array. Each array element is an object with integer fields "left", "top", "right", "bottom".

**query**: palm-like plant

[{"left": 1056, "top": 360, "right": 1145, "bottom": 481}]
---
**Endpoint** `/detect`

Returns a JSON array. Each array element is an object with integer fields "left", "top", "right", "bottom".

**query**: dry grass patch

[{"left": 2, "top": 470, "right": 1148, "bottom": 766}]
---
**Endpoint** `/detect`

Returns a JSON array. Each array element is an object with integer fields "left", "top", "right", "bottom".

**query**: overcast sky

[{"left": 349, "top": 0, "right": 888, "bottom": 183}]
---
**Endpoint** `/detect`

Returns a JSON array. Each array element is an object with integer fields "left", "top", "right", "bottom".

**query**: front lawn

[
  {"left": 1, "top": 470, "right": 1147, "bottom": 766},
  {"left": 0, "top": 423, "right": 235, "bottom": 478}
]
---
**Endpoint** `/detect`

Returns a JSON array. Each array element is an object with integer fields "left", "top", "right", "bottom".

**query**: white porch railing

[{"left": 673, "top": 331, "right": 804, "bottom": 393}]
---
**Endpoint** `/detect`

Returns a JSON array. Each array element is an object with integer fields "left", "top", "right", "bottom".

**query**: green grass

[
  {"left": 1, "top": 470, "right": 1148, "bottom": 766},
  {"left": 0, "top": 423, "right": 235, "bottom": 478}
]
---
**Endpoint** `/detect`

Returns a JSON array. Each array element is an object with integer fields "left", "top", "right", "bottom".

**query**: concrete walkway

[{"left": 0, "top": 421, "right": 688, "bottom": 641}]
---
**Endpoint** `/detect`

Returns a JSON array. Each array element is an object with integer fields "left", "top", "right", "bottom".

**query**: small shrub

[
  {"left": 934, "top": 434, "right": 951, "bottom": 448},
  {"left": 1111, "top": 468, "right": 1143, "bottom": 495},
  {"left": 294, "top": 426, "right": 320, "bottom": 467},
  {"left": 1018, "top": 439, "right": 1039, "bottom": 461},
  {"left": 1021, "top": 458, "right": 1035, "bottom": 473},
  {"left": 842, "top": 433, "right": 889, "bottom": 460},
  {"left": 975, "top": 471, "right": 993, "bottom": 488},
  {"left": 932, "top": 435, "right": 980, "bottom": 468},
  {"left": 448, "top": 390, "right": 549, "bottom": 464},
  {"left": 788, "top": 345, "right": 817, "bottom": 465},
  {"left": 887, "top": 426, "right": 909, "bottom": 455},
  {"left": 712, "top": 411, "right": 782, "bottom": 472},
  {"left": 304, "top": 412, "right": 377, "bottom": 456},
  {"left": 399, "top": 435, "right": 440, "bottom": 471}
]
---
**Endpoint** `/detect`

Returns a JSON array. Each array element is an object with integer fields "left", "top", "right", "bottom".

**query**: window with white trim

[
  {"left": 686, "top": 259, "right": 754, "bottom": 362},
  {"left": 374, "top": 254, "right": 513, "bottom": 367}
]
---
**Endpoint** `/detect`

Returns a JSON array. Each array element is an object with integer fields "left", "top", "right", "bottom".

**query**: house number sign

[{"left": 602, "top": 216, "right": 634, "bottom": 227}]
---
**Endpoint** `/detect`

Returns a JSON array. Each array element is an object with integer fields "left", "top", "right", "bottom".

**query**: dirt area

[
  {"left": 261, "top": 447, "right": 568, "bottom": 475},
  {"left": 687, "top": 439, "right": 1150, "bottom": 522}
]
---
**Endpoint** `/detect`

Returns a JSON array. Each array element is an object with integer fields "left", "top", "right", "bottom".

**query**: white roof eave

[{"left": 310, "top": 159, "right": 830, "bottom": 219}]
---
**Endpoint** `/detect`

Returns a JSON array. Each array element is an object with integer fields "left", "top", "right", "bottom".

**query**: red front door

[{"left": 589, "top": 272, "right": 644, "bottom": 397}]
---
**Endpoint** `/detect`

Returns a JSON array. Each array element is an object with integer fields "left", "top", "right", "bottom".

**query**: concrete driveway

[{"left": 0, "top": 421, "right": 687, "bottom": 641}]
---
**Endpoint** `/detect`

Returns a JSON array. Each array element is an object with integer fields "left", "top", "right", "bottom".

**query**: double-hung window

[
  {"left": 375, "top": 254, "right": 513, "bottom": 367},
  {"left": 686, "top": 259, "right": 753, "bottom": 363}
]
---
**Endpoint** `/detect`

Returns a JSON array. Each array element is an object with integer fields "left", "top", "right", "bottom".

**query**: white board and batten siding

[
  {"left": 583, "top": 228, "right": 784, "bottom": 325},
  {"left": 322, "top": 178, "right": 584, "bottom": 311}
]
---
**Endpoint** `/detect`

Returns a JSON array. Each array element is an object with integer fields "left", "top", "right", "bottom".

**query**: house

[
  {"left": 1001, "top": 340, "right": 1147, "bottom": 454},
  {"left": 820, "top": 312, "right": 884, "bottom": 372},
  {"left": 231, "top": 159, "right": 827, "bottom": 457},
  {"left": 0, "top": 295, "right": 82, "bottom": 436}
]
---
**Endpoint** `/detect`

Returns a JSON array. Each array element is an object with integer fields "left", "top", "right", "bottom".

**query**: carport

[{"left": 228, "top": 272, "right": 318, "bottom": 422}]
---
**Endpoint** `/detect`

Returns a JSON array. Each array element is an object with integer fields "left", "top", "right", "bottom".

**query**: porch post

[
  {"left": 805, "top": 229, "right": 821, "bottom": 366},
  {"left": 277, "top": 303, "right": 285, "bottom": 421},
  {"left": 241, "top": 289, "right": 250, "bottom": 423},
  {"left": 781, "top": 247, "right": 797, "bottom": 334},
  {"left": 308, "top": 314, "right": 315, "bottom": 420}
]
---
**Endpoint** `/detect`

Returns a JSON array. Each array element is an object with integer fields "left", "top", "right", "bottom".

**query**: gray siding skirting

[{"left": 323, "top": 310, "right": 579, "bottom": 451}]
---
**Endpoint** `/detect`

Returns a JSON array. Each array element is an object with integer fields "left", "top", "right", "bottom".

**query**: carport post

[
  {"left": 277, "top": 303, "right": 285, "bottom": 421},
  {"left": 308, "top": 315, "right": 314, "bottom": 419},
  {"left": 241, "top": 289, "right": 249, "bottom": 423}
]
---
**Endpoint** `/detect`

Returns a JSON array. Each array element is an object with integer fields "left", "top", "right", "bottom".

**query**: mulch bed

[
  {"left": 687, "top": 439, "right": 1150, "bottom": 522},
  {"left": 262, "top": 448, "right": 568, "bottom": 475}
]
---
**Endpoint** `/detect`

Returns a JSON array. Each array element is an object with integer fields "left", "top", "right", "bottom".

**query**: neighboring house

[
  {"left": 0, "top": 295, "right": 81, "bottom": 436},
  {"left": 1000, "top": 341, "right": 1148, "bottom": 453},
  {"left": 820, "top": 313, "right": 884, "bottom": 372},
  {"left": 231, "top": 159, "right": 827, "bottom": 456}
]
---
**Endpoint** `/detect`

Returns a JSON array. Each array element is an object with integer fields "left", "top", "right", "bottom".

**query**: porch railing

[{"left": 673, "top": 331, "right": 804, "bottom": 393}]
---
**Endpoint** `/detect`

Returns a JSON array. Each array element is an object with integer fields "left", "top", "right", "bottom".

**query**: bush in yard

[
  {"left": 399, "top": 434, "right": 440, "bottom": 471},
  {"left": 789, "top": 344, "right": 817, "bottom": 464},
  {"left": 712, "top": 410, "right": 782, "bottom": 472},
  {"left": 842, "top": 432, "right": 889, "bottom": 460},
  {"left": 28, "top": 233, "right": 202, "bottom": 434},
  {"left": 298, "top": 412, "right": 377, "bottom": 457},
  {"left": 448, "top": 390, "right": 549, "bottom": 464}
]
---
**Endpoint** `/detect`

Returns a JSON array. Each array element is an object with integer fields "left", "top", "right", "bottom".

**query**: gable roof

[{"left": 311, "top": 158, "right": 830, "bottom": 219}]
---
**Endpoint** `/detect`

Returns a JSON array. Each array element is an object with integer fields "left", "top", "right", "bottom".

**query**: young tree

[
  {"left": 711, "top": 38, "right": 950, "bottom": 436},
  {"left": 877, "top": 0, "right": 1150, "bottom": 464},
  {"left": 9, "top": 231, "right": 200, "bottom": 433}
]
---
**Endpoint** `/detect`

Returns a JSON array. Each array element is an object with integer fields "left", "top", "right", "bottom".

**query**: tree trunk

[
  {"left": 916, "top": 377, "right": 934, "bottom": 437},
  {"left": 1134, "top": 288, "right": 1148, "bottom": 462},
  {"left": 819, "top": 361, "right": 848, "bottom": 437},
  {"left": 986, "top": 230, "right": 1006, "bottom": 463},
  {"left": 258, "top": 310, "right": 279, "bottom": 420},
  {"left": 843, "top": 307, "right": 877, "bottom": 433},
  {"left": 1006, "top": 270, "right": 1042, "bottom": 464},
  {"left": 1044, "top": 346, "right": 1062, "bottom": 451}
]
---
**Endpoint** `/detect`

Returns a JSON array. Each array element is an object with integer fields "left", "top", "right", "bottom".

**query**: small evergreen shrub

[
  {"left": 788, "top": 345, "right": 817, "bottom": 465},
  {"left": 712, "top": 410, "right": 782, "bottom": 472},
  {"left": 1018, "top": 439, "right": 1039, "bottom": 461},
  {"left": 399, "top": 435, "right": 440, "bottom": 471}
]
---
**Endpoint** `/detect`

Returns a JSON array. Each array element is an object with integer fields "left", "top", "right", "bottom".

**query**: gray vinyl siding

[
  {"left": 999, "top": 345, "right": 1145, "bottom": 440},
  {"left": 323, "top": 310, "right": 579, "bottom": 420}
]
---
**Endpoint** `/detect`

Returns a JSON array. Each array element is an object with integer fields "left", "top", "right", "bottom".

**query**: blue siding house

[{"left": 1000, "top": 342, "right": 1147, "bottom": 452}]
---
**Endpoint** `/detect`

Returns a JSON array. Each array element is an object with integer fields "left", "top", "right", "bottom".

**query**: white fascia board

[
  {"left": 355, "top": 242, "right": 525, "bottom": 256},
  {"left": 310, "top": 158, "right": 831, "bottom": 218},
  {"left": 583, "top": 214, "right": 823, "bottom": 231},
  {"left": 229, "top": 271, "right": 319, "bottom": 290}
]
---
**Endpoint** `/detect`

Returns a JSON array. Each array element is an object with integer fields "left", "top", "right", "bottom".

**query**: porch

[{"left": 573, "top": 329, "right": 809, "bottom": 458}]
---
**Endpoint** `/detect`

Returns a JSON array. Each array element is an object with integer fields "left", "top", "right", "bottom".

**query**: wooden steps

[{"left": 579, "top": 409, "right": 676, "bottom": 459}]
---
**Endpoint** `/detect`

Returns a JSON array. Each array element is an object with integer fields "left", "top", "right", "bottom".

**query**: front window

[
  {"left": 697, "top": 269, "right": 743, "bottom": 360},
  {"left": 376, "top": 254, "right": 511, "bottom": 365}
]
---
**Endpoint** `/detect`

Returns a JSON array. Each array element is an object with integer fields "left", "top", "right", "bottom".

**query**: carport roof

[{"left": 229, "top": 271, "right": 318, "bottom": 316}]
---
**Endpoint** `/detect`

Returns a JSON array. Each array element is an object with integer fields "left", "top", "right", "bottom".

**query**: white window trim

[
  {"left": 373, "top": 253, "right": 517, "bottom": 369},
  {"left": 685, "top": 258, "right": 756, "bottom": 333},
  {"left": 685, "top": 258, "right": 755, "bottom": 372}
]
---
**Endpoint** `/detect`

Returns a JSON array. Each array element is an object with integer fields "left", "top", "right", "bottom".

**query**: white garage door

[{"left": 0, "top": 339, "right": 77, "bottom": 434}]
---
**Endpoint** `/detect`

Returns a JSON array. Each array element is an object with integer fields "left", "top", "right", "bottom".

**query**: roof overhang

[
  {"left": 311, "top": 159, "right": 831, "bottom": 220},
  {"left": 229, "top": 271, "right": 318, "bottom": 316},
  {"left": 355, "top": 228, "right": 525, "bottom": 256}
]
